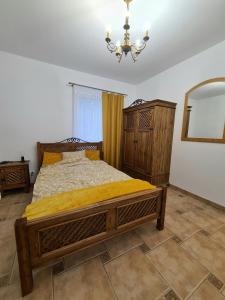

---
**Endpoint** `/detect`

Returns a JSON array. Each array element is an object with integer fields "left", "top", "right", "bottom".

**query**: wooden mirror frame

[{"left": 181, "top": 77, "right": 225, "bottom": 144}]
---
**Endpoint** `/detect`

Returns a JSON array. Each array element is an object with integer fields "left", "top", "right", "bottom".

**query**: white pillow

[{"left": 62, "top": 150, "right": 85, "bottom": 162}]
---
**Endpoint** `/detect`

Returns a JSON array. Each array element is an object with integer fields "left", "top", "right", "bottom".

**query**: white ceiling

[{"left": 0, "top": 0, "right": 225, "bottom": 84}]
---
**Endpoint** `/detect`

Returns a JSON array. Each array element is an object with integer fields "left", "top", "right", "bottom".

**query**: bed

[{"left": 14, "top": 138, "right": 167, "bottom": 296}]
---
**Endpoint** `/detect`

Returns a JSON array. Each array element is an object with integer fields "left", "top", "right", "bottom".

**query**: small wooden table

[{"left": 0, "top": 161, "right": 30, "bottom": 197}]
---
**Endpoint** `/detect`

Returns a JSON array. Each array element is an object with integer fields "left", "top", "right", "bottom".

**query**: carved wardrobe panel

[{"left": 122, "top": 100, "right": 177, "bottom": 185}]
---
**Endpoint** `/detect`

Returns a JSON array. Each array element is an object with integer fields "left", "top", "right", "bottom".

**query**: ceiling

[{"left": 0, "top": 0, "right": 225, "bottom": 84}]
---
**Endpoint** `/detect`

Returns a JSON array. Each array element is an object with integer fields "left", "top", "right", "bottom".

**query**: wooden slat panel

[
  {"left": 117, "top": 196, "right": 159, "bottom": 226},
  {"left": 38, "top": 212, "right": 107, "bottom": 254}
]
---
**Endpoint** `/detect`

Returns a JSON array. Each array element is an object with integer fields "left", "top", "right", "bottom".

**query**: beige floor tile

[
  {"left": 3, "top": 192, "right": 31, "bottom": 204},
  {"left": 189, "top": 279, "right": 225, "bottom": 300},
  {"left": 1, "top": 189, "right": 224, "bottom": 300},
  {"left": 64, "top": 243, "right": 106, "bottom": 269},
  {"left": 167, "top": 191, "right": 204, "bottom": 209},
  {"left": 0, "top": 218, "right": 15, "bottom": 239},
  {"left": 0, "top": 267, "right": 53, "bottom": 300},
  {"left": 0, "top": 236, "right": 16, "bottom": 276},
  {"left": 105, "top": 231, "right": 143, "bottom": 259},
  {"left": 10, "top": 254, "right": 19, "bottom": 284},
  {"left": 0, "top": 205, "right": 10, "bottom": 219},
  {"left": 182, "top": 232, "right": 225, "bottom": 282},
  {"left": 204, "top": 223, "right": 225, "bottom": 235},
  {"left": 105, "top": 247, "right": 168, "bottom": 300},
  {"left": 148, "top": 239, "right": 208, "bottom": 299},
  {"left": 54, "top": 257, "right": 115, "bottom": 300},
  {"left": 211, "top": 225, "right": 225, "bottom": 249},
  {"left": 166, "top": 196, "right": 194, "bottom": 213},
  {"left": 165, "top": 213, "right": 200, "bottom": 241},
  {"left": 201, "top": 205, "right": 225, "bottom": 224},
  {"left": 136, "top": 223, "right": 174, "bottom": 249},
  {"left": 182, "top": 209, "right": 224, "bottom": 229},
  {"left": 7, "top": 203, "right": 27, "bottom": 218}
]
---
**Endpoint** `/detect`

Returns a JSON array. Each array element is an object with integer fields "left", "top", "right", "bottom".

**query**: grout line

[
  {"left": 150, "top": 235, "right": 176, "bottom": 249},
  {"left": 61, "top": 250, "right": 106, "bottom": 274},
  {"left": 51, "top": 267, "right": 55, "bottom": 300},
  {"left": 177, "top": 229, "right": 202, "bottom": 245},
  {"left": 101, "top": 257, "right": 119, "bottom": 300},
  {"left": 146, "top": 254, "right": 183, "bottom": 300},
  {"left": 178, "top": 242, "right": 225, "bottom": 294},
  {"left": 8, "top": 252, "right": 16, "bottom": 285},
  {"left": 103, "top": 243, "right": 143, "bottom": 265},
  {"left": 155, "top": 286, "right": 171, "bottom": 300},
  {"left": 208, "top": 223, "right": 225, "bottom": 236},
  {"left": 220, "top": 285, "right": 225, "bottom": 297},
  {"left": 185, "top": 273, "right": 209, "bottom": 300}
]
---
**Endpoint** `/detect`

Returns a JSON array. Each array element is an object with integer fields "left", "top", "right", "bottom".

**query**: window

[{"left": 72, "top": 86, "right": 102, "bottom": 142}]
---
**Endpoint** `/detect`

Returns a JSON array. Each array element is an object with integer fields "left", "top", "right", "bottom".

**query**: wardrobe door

[
  {"left": 134, "top": 109, "right": 153, "bottom": 175},
  {"left": 123, "top": 111, "right": 137, "bottom": 169}
]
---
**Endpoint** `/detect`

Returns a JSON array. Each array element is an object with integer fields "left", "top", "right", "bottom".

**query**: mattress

[{"left": 32, "top": 157, "right": 132, "bottom": 202}]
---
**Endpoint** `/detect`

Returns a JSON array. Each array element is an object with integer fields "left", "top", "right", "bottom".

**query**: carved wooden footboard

[{"left": 15, "top": 186, "right": 167, "bottom": 296}]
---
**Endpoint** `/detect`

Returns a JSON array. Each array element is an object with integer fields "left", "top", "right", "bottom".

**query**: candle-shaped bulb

[
  {"left": 116, "top": 40, "right": 121, "bottom": 47},
  {"left": 135, "top": 39, "right": 141, "bottom": 48},
  {"left": 105, "top": 26, "right": 112, "bottom": 43}
]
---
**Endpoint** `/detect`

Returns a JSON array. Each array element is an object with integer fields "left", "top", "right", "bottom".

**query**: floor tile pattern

[{"left": 0, "top": 188, "right": 225, "bottom": 299}]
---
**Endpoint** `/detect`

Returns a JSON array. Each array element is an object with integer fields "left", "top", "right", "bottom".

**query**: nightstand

[{"left": 0, "top": 161, "right": 30, "bottom": 197}]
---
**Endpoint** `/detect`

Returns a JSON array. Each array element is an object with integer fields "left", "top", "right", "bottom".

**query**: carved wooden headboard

[{"left": 37, "top": 138, "right": 103, "bottom": 170}]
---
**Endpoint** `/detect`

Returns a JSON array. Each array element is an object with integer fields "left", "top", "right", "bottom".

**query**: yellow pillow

[
  {"left": 85, "top": 150, "right": 100, "bottom": 160},
  {"left": 42, "top": 152, "right": 62, "bottom": 166}
]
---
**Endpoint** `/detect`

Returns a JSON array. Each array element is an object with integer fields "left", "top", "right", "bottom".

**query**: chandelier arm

[
  {"left": 118, "top": 51, "right": 124, "bottom": 63},
  {"left": 132, "top": 41, "right": 147, "bottom": 53},
  {"left": 130, "top": 49, "right": 137, "bottom": 62},
  {"left": 107, "top": 42, "right": 117, "bottom": 53},
  {"left": 118, "top": 53, "right": 122, "bottom": 63}
]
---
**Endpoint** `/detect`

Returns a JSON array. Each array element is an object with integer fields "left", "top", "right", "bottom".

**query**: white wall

[
  {"left": 136, "top": 40, "right": 225, "bottom": 206},
  {"left": 1, "top": 40, "right": 225, "bottom": 206},
  {"left": 0, "top": 51, "right": 136, "bottom": 178}
]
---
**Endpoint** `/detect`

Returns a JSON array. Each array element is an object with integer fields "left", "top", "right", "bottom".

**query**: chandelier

[{"left": 105, "top": 0, "right": 149, "bottom": 63}]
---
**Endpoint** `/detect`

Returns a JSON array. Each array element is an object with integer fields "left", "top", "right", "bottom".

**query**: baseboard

[{"left": 169, "top": 184, "right": 225, "bottom": 212}]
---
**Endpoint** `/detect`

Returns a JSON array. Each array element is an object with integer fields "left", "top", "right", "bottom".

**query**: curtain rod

[{"left": 68, "top": 82, "right": 127, "bottom": 96}]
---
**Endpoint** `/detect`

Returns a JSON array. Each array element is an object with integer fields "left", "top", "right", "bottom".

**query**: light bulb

[
  {"left": 143, "top": 22, "right": 150, "bottom": 36},
  {"left": 105, "top": 25, "right": 112, "bottom": 34},
  {"left": 116, "top": 40, "right": 121, "bottom": 47},
  {"left": 135, "top": 40, "right": 141, "bottom": 47}
]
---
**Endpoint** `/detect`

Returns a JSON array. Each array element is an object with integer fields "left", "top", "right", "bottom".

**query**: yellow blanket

[{"left": 24, "top": 179, "right": 155, "bottom": 220}]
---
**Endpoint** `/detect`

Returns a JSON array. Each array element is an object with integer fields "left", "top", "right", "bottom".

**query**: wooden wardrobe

[{"left": 122, "top": 99, "right": 177, "bottom": 185}]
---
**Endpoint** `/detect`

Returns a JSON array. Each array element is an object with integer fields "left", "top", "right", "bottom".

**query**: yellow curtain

[{"left": 102, "top": 92, "right": 124, "bottom": 169}]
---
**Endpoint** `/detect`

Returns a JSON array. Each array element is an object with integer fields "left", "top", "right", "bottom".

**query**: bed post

[
  {"left": 15, "top": 218, "right": 33, "bottom": 296},
  {"left": 156, "top": 185, "right": 167, "bottom": 230}
]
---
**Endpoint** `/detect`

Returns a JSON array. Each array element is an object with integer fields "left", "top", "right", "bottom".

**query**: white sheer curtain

[{"left": 72, "top": 85, "right": 102, "bottom": 142}]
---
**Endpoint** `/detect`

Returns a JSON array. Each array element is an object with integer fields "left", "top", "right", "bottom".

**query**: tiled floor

[{"left": 0, "top": 187, "right": 225, "bottom": 300}]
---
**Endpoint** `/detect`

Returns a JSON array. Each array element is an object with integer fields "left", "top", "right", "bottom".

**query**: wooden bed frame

[{"left": 14, "top": 138, "right": 167, "bottom": 296}]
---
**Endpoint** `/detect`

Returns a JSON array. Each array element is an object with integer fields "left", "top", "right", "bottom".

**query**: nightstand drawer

[
  {"left": 2, "top": 166, "right": 26, "bottom": 185},
  {"left": 0, "top": 161, "right": 30, "bottom": 196}
]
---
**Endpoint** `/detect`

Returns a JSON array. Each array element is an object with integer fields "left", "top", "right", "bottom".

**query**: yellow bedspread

[{"left": 24, "top": 179, "right": 155, "bottom": 220}]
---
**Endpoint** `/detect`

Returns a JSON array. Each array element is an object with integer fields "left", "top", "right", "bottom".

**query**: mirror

[{"left": 182, "top": 78, "right": 225, "bottom": 143}]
